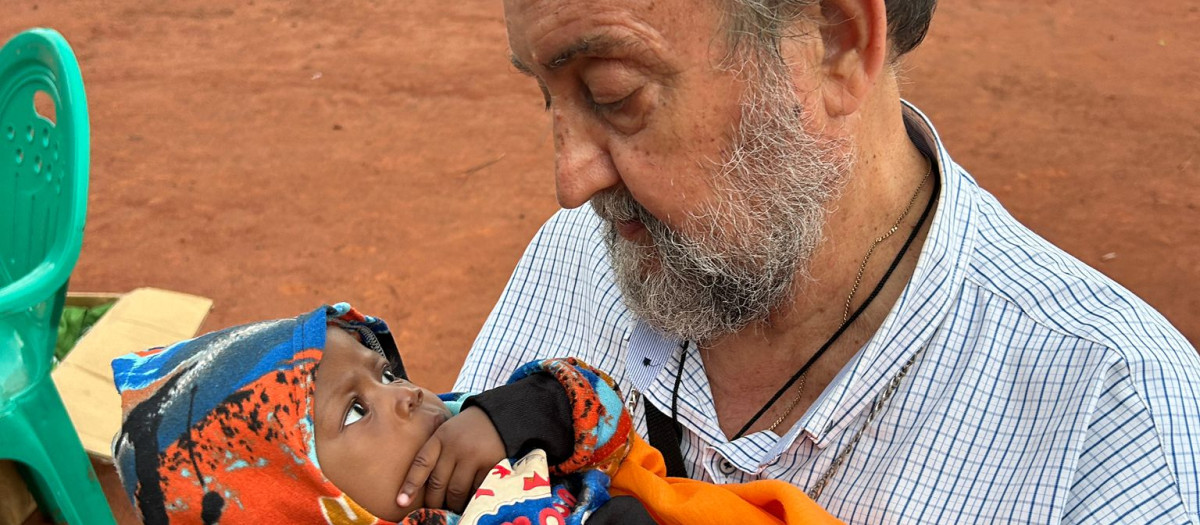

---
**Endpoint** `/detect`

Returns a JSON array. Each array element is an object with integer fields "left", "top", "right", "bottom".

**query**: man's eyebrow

[
  {"left": 509, "top": 35, "right": 645, "bottom": 76},
  {"left": 510, "top": 54, "right": 535, "bottom": 77}
]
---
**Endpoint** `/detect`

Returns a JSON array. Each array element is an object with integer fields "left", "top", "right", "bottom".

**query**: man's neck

[{"left": 701, "top": 91, "right": 937, "bottom": 438}]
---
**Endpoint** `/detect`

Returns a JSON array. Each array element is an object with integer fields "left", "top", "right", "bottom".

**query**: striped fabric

[{"left": 455, "top": 102, "right": 1200, "bottom": 524}]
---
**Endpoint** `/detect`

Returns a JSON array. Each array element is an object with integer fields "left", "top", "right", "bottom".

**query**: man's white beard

[{"left": 591, "top": 73, "right": 851, "bottom": 344}]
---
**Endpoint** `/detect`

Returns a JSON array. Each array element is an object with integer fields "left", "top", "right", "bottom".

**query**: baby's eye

[
  {"left": 344, "top": 399, "right": 367, "bottom": 427},
  {"left": 381, "top": 368, "right": 396, "bottom": 385}
]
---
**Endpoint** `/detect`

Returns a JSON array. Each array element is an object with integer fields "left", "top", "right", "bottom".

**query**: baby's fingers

[
  {"left": 423, "top": 449, "right": 458, "bottom": 511},
  {"left": 398, "top": 436, "right": 442, "bottom": 508},
  {"left": 445, "top": 463, "right": 479, "bottom": 514}
]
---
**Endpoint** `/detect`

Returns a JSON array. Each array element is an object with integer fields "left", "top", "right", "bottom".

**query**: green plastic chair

[{"left": 0, "top": 28, "right": 116, "bottom": 524}]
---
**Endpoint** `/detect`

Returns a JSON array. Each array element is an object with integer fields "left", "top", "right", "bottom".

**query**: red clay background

[{"left": 4, "top": 0, "right": 1198, "bottom": 397}]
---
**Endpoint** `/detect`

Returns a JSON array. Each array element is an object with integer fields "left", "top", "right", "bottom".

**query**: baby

[{"left": 112, "top": 304, "right": 841, "bottom": 524}]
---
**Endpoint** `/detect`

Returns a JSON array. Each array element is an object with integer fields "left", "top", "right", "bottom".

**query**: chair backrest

[{"left": 0, "top": 28, "right": 90, "bottom": 399}]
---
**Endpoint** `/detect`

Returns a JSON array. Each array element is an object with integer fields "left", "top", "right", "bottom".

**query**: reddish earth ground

[{"left": 4, "top": 0, "right": 1198, "bottom": 522}]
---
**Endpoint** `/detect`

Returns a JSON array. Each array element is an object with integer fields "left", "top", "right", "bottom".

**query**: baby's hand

[{"left": 397, "top": 406, "right": 506, "bottom": 514}]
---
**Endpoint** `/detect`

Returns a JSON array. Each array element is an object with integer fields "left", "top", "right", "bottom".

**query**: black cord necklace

[{"left": 671, "top": 173, "right": 940, "bottom": 440}]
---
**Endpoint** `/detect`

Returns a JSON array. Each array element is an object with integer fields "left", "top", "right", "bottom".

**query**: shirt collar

[
  {"left": 626, "top": 321, "right": 675, "bottom": 393},
  {"left": 627, "top": 322, "right": 730, "bottom": 444}
]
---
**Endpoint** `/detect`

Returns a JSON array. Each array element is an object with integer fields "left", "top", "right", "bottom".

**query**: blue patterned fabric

[
  {"left": 454, "top": 101, "right": 1200, "bottom": 523},
  {"left": 408, "top": 460, "right": 610, "bottom": 525},
  {"left": 472, "top": 470, "right": 609, "bottom": 525}
]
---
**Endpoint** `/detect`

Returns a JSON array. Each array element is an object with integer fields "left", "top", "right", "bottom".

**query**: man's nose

[
  {"left": 391, "top": 384, "right": 423, "bottom": 418},
  {"left": 552, "top": 109, "right": 620, "bottom": 209}
]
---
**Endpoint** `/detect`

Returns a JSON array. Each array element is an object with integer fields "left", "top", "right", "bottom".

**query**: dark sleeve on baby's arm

[{"left": 463, "top": 372, "right": 575, "bottom": 464}]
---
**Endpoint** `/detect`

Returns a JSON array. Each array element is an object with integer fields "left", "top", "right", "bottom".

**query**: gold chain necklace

[
  {"left": 760, "top": 164, "right": 932, "bottom": 434},
  {"left": 765, "top": 373, "right": 807, "bottom": 432},
  {"left": 843, "top": 165, "right": 932, "bottom": 322}
]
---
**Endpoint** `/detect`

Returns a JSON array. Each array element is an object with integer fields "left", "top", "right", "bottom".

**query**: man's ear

[{"left": 814, "top": 0, "right": 889, "bottom": 118}]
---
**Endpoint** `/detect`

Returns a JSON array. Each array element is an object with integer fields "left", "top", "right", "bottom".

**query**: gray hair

[{"left": 721, "top": 0, "right": 937, "bottom": 63}]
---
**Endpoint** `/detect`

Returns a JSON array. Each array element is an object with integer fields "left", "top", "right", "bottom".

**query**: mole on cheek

[{"left": 554, "top": 118, "right": 569, "bottom": 147}]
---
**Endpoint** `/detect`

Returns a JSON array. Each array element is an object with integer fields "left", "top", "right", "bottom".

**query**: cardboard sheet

[{"left": 51, "top": 287, "right": 212, "bottom": 460}]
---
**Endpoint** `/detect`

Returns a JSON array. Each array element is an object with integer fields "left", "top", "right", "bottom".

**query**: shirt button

[{"left": 718, "top": 459, "right": 737, "bottom": 475}]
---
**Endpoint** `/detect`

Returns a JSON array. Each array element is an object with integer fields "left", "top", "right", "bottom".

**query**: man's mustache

[{"left": 590, "top": 188, "right": 652, "bottom": 226}]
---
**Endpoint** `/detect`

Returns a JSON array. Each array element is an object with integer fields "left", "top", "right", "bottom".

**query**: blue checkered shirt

[{"left": 455, "top": 102, "right": 1200, "bottom": 524}]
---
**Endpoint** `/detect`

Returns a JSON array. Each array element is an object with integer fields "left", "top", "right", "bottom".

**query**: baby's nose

[{"left": 393, "top": 384, "right": 423, "bottom": 418}]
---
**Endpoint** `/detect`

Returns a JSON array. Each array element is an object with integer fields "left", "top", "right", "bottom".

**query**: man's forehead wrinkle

[
  {"left": 510, "top": 0, "right": 674, "bottom": 71},
  {"left": 532, "top": 27, "right": 672, "bottom": 76}
]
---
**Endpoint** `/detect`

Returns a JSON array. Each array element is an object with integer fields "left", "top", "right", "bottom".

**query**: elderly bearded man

[{"left": 454, "top": 0, "right": 1200, "bottom": 522}]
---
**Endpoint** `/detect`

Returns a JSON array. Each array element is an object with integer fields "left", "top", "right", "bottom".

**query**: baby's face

[{"left": 314, "top": 326, "right": 451, "bottom": 521}]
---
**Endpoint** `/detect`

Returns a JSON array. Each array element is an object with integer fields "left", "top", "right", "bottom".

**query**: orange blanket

[{"left": 610, "top": 434, "right": 845, "bottom": 525}]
